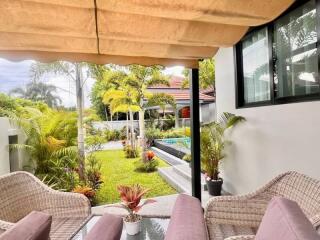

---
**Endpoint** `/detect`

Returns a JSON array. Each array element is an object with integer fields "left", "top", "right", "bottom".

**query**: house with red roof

[{"left": 147, "top": 76, "right": 216, "bottom": 127}]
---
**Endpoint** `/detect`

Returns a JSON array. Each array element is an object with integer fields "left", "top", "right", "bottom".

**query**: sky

[{"left": 0, "top": 58, "right": 184, "bottom": 108}]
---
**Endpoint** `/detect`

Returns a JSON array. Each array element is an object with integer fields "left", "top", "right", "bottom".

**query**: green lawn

[{"left": 94, "top": 150, "right": 177, "bottom": 204}]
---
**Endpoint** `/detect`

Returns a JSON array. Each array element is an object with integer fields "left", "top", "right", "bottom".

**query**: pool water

[{"left": 160, "top": 137, "right": 191, "bottom": 149}]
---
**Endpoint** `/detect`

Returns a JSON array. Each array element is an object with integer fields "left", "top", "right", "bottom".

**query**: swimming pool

[
  {"left": 154, "top": 137, "right": 190, "bottom": 160},
  {"left": 160, "top": 137, "right": 191, "bottom": 149}
]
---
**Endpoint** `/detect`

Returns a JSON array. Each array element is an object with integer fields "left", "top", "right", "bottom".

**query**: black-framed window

[{"left": 236, "top": 0, "right": 320, "bottom": 108}]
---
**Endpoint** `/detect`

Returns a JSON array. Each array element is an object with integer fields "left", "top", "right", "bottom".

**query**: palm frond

[
  {"left": 52, "top": 146, "right": 77, "bottom": 158},
  {"left": 9, "top": 143, "right": 34, "bottom": 152}
]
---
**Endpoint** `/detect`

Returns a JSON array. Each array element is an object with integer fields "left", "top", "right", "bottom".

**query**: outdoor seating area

[
  {"left": 1, "top": 0, "right": 320, "bottom": 239},
  {"left": 1, "top": 171, "right": 320, "bottom": 239},
  {"left": 0, "top": 171, "right": 91, "bottom": 239}
]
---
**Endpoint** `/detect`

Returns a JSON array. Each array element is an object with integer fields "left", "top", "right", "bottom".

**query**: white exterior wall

[
  {"left": 0, "top": 117, "right": 26, "bottom": 175},
  {"left": 0, "top": 118, "right": 10, "bottom": 175},
  {"left": 201, "top": 103, "right": 216, "bottom": 124},
  {"left": 215, "top": 47, "right": 320, "bottom": 195}
]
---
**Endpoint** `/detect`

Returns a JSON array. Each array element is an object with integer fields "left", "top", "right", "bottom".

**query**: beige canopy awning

[{"left": 0, "top": 0, "right": 294, "bottom": 68}]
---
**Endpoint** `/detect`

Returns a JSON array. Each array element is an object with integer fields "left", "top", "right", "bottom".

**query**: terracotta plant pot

[
  {"left": 206, "top": 178, "right": 223, "bottom": 196},
  {"left": 124, "top": 218, "right": 142, "bottom": 235}
]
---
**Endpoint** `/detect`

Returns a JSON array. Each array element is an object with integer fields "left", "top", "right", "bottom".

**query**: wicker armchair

[
  {"left": 204, "top": 171, "right": 320, "bottom": 240},
  {"left": 0, "top": 171, "right": 91, "bottom": 240}
]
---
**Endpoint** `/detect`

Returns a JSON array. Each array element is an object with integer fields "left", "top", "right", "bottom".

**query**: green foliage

[
  {"left": 145, "top": 127, "right": 189, "bottom": 146},
  {"left": 182, "top": 154, "right": 191, "bottom": 162},
  {"left": 0, "top": 93, "right": 17, "bottom": 114},
  {"left": 124, "top": 144, "right": 139, "bottom": 158},
  {"left": 104, "top": 128, "right": 126, "bottom": 142},
  {"left": 85, "top": 134, "right": 105, "bottom": 152},
  {"left": 89, "top": 65, "right": 113, "bottom": 120},
  {"left": 85, "top": 154, "right": 103, "bottom": 200},
  {"left": 73, "top": 153, "right": 104, "bottom": 206},
  {"left": 201, "top": 112, "right": 245, "bottom": 180},
  {"left": 182, "top": 58, "right": 215, "bottom": 89},
  {"left": 1, "top": 93, "right": 79, "bottom": 191},
  {"left": 134, "top": 157, "right": 159, "bottom": 172},
  {"left": 90, "top": 65, "right": 171, "bottom": 148},
  {"left": 94, "top": 150, "right": 176, "bottom": 204},
  {"left": 146, "top": 93, "right": 176, "bottom": 111},
  {"left": 0, "top": 93, "right": 49, "bottom": 118},
  {"left": 161, "top": 115, "right": 176, "bottom": 131}
]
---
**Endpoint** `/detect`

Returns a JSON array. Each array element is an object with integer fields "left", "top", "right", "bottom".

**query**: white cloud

[{"left": 0, "top": 58, "right": 185, "bottom": 108}]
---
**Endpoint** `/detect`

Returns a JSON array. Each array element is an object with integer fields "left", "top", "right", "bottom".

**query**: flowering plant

[
  {"left": 117, "top": 184, "right": 156, "bottom": 222},
  {"left": 145, "top": 151, "right": 155, "bottom": 161}
]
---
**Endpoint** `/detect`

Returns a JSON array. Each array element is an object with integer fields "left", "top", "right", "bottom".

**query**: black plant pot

[{"left": 206, "top": 178, "right": 223, "bottom": 196}]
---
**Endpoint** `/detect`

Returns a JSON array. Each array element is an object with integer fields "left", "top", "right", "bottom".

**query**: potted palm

[
  {"left": 201, "top": 112, "right": 245, "bottom": 196},
  {"left": 117, "top": 184, "right": 156, "bottom": 235}
]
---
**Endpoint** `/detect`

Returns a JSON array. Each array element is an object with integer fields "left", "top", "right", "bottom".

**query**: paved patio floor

[
  {"left": 92, "top": 193, "right": 213, "bottom": 217},
  {"left": 92, "top": 194, "right": 179, "bottom": 217}
]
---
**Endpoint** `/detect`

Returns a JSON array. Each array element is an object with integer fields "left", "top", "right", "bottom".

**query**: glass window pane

[
  {"left": 274, "top": 0, "right": 319, "bottom": 98},
  {"left": 242, "top": 28, "right": 271, "bottom": 104}
]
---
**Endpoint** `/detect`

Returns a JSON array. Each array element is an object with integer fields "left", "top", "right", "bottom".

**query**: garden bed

[{"left": 94, "top": 150, "right": 177, "bottom": 204}]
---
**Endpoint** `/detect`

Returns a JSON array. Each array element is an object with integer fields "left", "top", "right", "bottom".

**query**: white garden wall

[
  {"left": 0, "top": 117, "right": 26, "bottom": 175},
  {"left": 215, "top": 47, "right": 320, "bottom": 195}
]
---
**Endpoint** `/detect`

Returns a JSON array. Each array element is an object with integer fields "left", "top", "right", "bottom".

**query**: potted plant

[
  {"left": 201, "top": 112, "right": 245, "bottom": 196},
  {"left": 117, "top": 184, "right": 156, "bottom": 235}
]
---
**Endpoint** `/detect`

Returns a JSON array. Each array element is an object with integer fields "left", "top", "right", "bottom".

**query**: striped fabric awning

[{"left": 0, "top": 0, "right": 294, "bottom": 67}]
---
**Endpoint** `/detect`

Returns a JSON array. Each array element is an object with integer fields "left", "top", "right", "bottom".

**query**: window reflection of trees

[{"left": 274, "top": 1, "right": 319, "bottom": 97}]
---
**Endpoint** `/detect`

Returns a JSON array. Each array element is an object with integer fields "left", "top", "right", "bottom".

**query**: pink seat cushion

[
  {"left": 84, "top": 214, "right": 123, "bottom": 240},
  {"left": 0, "top": 211, "right": 52, "bottom": 240},
  {"left": 165, "top": 194, "right": 208, "bottom": 240},
  {"left": 256, "top": 197, "right": 320, "bottom": 240}
]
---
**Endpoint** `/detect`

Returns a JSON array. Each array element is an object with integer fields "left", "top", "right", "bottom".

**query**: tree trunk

[
  {"left": 139, "top": 109, "right": 146, "bottom": 160},
  {"left": 129, "top": 110, "right": 135, "bottom": 148},
  {"left": 75, "top": 64, "right": 85, "bottom": 181},
  {"left": 105, "top": 106, "right": 109, "bottom": 121},
  {"left": 126, "top": 112, "right": 129, "bottom": 142}
]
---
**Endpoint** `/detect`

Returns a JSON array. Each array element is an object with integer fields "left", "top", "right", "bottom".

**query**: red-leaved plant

[
  {"left": 145, "top": 151, "right": 155, "bottom": 161},
  {"left": 117, "top": 184, "right": 156, "bottom": 222}
]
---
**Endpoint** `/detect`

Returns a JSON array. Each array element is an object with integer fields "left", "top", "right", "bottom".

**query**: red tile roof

[
  {"left": 149, "top": 75, "right": 185, "bottom": 89},
  {"left": 148, "top": 89, "right": 215, "bottom": 102},
  {"left": 148, "top": 75, "right": 215, "bottom": 102}
]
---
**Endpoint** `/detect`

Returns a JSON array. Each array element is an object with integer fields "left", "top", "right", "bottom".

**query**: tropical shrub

[
  {"left": 161, "top": 115, "right": 176, "bottom": 130},
  {"left": 85, "top": 154, "right": 103, "bottom": 191},
  {"left": 135, "top": 159, "right": 158, "bottom": 172},
  {"left": 104, "top": 129, "right": 126, "bottom": 141},
  {"left": 124, "top": 144, "right": 139, "bottom": 158},
  {"left": 6, "top": 101, "right": 80, "bottom": 191},
  {"left": 85, "top": 134, "right": 105, "bottom": 152},
  {"left": 182, "top": 154, "right": 191, "bottom": 162},
  {"left": 11, "top": 111, "right": 78, "bottom": 174},
  {"left": 116, "top": 184, "right": 156, "bottom": 222},
  {"left": 135, "top": 151, "right": 159, "bottom": 172},
  {"left": 201, "top": 112, "right": 245, "bottom": 181},
  {"left": 73, "top": 186, "right": 96, "bottom": 203},
  {"left": 145, "top": 127, "right": 189, "bottom": 146}
]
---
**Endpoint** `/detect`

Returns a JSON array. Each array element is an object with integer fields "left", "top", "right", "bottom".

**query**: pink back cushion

[
  {"left": 0, "top": 211, "right": 52, "bottom": 240},
  {"left": 256, "top": 197, "right": 320, "bottom": 240}
]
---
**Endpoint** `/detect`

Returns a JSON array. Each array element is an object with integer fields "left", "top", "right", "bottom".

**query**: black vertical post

[{"left": 190, "top": 68, "right": 201, "bottom": 201}]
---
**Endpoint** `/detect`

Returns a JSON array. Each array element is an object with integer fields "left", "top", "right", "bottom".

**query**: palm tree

[
  {"left": 10, "top": 109, "right": 77, "bottom": 174},
  {"left": 10, "top": 81, "right": 62, "bottom": 107},
  {"left": 103, "top": 86, "right": 140, "bottom": 148},
  {"left": 120, "top": 65, "right": 170, "bottom": 150},
  {"left": 182, "top": 58, "right": 215, "bottom": 90},
  {"left": 30, "top": 61, "right": 88, "bottom": 180},
  {"left": 146, "top": 93, "right": 176, "bottom": 129},
  {"left": 201, "top": 113, "right": 245, "bottom": 180}
]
